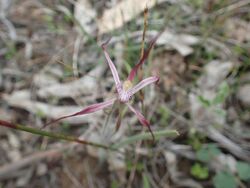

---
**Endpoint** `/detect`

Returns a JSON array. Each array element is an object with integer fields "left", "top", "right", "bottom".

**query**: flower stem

[
  {"left": 0, "top": 120, "right": 113, "bottom": 150},
  {"left": 138, "top": 7, "right": 149, "bottom": 113}
]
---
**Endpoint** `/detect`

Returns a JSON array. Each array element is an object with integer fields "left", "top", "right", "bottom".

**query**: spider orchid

[{"left": 44, "top": 33, "right": 161, "bottom": 139}]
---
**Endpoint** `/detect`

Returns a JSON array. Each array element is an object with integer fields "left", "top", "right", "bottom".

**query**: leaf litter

[{"left": 0, "top": 0, "right": 250, "bottom": 187}]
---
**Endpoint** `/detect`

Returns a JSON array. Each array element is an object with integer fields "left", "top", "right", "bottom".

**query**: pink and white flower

[{"left": 45, "top": 33, "right": 161, "bottom": 139}]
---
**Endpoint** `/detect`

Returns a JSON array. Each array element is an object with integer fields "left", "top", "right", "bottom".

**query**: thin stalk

[
  {"left": 140, "top": 7, "right": 148, "bottom": 59},
  {"left": 0, "top": 120, "right": 114, "bottom": 151},
  {"left": 138, "top": 7, "right": 149, "bottom": 113},
  {"left": 103, "top": 100, "right": 118, "bottom": 135}
]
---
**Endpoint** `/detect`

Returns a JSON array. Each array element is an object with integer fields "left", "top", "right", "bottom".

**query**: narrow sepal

[
  {"left": 127, "top": 76, "right": 159, "bottom": 97},
  {"left": 127, "top": 31, "right": 163, "bottom": 81},
  {"left": 43, "top": 98, "right": 116, "bottom": 128},
  {"left": 101, "top": 39, "right": 122, "bottom": 94},
  {"left": 126, "top": 103, "right": 155, "bottom": 141}
]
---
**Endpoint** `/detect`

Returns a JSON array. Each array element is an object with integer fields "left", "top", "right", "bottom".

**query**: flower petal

[
  {"left": 102, "top": 39, "right": 122, "bottom": 94},
  {"left": 127, "top": 31, "right": 163, "bottom": 81},
  {"left": 43, "top": 98, "right": 116, "bottom": 128},
  {"left": 127, "top": 76, "right": 159, "bottom": 97},
  {"left": 126, "top": 103, "right": 155, "bottom": 141}
]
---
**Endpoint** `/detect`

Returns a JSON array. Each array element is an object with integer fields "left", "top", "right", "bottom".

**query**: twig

[
  {"left": 72, "top": 35, "right": 82, "bottom": 77},
  {"left": 212, "top": 0, "right": 250, "bottom": 17},
  {"left": 140, "top": 7, "right": 148, "bottom": 59},
  {"left": 208, "top": 127, "right": 250, "bottom": 162}
]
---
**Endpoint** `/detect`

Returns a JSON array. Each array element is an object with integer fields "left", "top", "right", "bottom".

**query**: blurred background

[{"left": 0, "top": 0, "right": 250, "bottom": 187}]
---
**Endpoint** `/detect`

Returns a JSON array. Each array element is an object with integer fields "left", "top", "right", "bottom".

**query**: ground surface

[{"left": 0, "top": 0, "right": 250, "bottom": 188}]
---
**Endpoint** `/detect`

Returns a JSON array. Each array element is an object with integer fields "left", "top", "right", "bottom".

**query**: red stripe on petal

[
  {"left": 127, "top": 31, "right": 163, "bottom": 81},
  {"left": 43, "top": 98, "right": 116, "bottom": 128},
  {"left": 127, "top": 76, "right": 159, "bottom": 97},
  {"left": 101, "top": 39, "right": 123, "bottom": 94},
  {"left": 126, "top": 103, "right": 155, "bottom": 141}
]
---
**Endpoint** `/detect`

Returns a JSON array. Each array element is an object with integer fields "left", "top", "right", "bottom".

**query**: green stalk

[
  {"left": 0, "top": 120, "right": 113, "bottom": 150},
  {"left": 111, "top": 129, "right": 179, "bottom": 149}
]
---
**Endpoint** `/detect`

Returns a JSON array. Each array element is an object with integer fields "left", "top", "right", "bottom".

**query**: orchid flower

[{"left": 45, "top": 33, "right": 161, "bottom": 139}]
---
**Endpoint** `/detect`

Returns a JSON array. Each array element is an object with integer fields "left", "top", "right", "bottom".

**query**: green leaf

[
  {"left": 188, "top": 0, "right": 204, "bottom": 8},
  {"left": 111, "top": 180, "right": 119, "bottom": 188},
  {"left": 143, "top": 174, "right": 150, "bottom": 188},
  {"left": 191, "top": 163, "right": 209, "bottom": 180},
  {"left": 212, "top": 82, "right": 230, "bottom": 105},
  {"left": 126, "top": 161, "right": 143, "bottom": 171},
  {"left": 236, "top": 161, "right": 250, "bottom": 180},
  {"left": 214, "top": 108, "right": 226, "bottom": 117},
  {"left": 111, "top": 130, "right": 179, "bottom": 149},
  {"left": 158, "top": 106, "right": 170, "bottom": 126},
  {"left": 213, "top": 171, "right": 237, "bottom": 188},
  {"left": 196, "top": 144, "right": 221, "bottom": 162},
  {"left": 187, "top": 130, "right": 205, "bottom": 150},
  {"left": 198, "top": 95, "right": 211, "bottom": 107},
  {"left": 36, "top": 109, "right": 46, "bottom": 118},
  {"left": 5, "top": 44, "right": 17, "bottom": 60}
]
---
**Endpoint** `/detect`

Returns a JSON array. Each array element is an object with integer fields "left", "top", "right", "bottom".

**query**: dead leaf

[
  {"left": 197, "top": 60, "right": 233, "bottom": 90},
  {"left": 189, "top": 61, "right": 233, "bottom": 126},
  {"left": 33, "top": 72, "right": 59, "bottom": 88},
  {"left": 237, "top": 85, "right": 250, "bottom": 107},
  {"left": 155, "top": 30, "right": 199, "bottom": 56},
  {"left": 36, "top": 163, "right": 48, "bottom": 176},
  {"left": 225, "top": 18, "right": 250, "bottom": 43},
  {"left": 3, "top": 90, "right": 101, "bottom": 125},
  {"left": 74, "top": 0, "right": 97, "bottom": 34},
  {"left": 98, "top": 0, "right": 158, "bottom": 34},
  {"left": 211, "top": 153, "right": 237, "bottom": 173},
  {"left": 37, "top": 76, "right": 97, "bottom": 98},
  {"left": 37, "top": 65, "right": 103, "bottom": 98}
]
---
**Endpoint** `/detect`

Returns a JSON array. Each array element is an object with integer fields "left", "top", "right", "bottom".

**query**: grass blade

[{"left": 111, "top": 129, "right": 179, "bottom": 149}]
